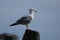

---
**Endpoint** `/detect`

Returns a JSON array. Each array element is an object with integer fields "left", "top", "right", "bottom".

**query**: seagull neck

[
  {"left": 29, "top": 11, "right": 35, "bottom": 15},
  {"left": 31, "top": 11, "right": 35, "bottom": 14},
  {"left": 29, "top": 13, "right": 34, "bottom": 16},
  {"left": 28, "top": 12, "right": 34, "bottom": 20}
]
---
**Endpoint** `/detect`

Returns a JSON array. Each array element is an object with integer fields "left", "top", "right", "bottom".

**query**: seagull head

[{"left": 29, "top": 8, "right": 37, "bottom": 14}]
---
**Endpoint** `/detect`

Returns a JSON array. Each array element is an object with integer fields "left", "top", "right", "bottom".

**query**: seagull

[{"left": 9, "top": 8, "right": 37, "bottom": 29}]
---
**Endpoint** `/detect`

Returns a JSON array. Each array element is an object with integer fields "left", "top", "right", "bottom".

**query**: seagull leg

[{"left": 26, "top": 24, "right": 28, "bottom": 29}]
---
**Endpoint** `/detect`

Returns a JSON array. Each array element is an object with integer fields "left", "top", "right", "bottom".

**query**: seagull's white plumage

[{"left": 9, "top": 8, "right": 37, "bottom": 29}]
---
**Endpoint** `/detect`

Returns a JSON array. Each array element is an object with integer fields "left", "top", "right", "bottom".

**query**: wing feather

[{"left": 16, "top": 16, "right": 32, "bottom": 24}]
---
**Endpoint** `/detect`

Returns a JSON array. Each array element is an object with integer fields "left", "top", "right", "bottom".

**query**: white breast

[{"left": 28, "top": 14, "right": 34, "bottom": 20}]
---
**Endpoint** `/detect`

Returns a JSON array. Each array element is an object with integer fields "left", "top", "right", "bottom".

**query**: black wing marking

[{"left": 16, "top": 16, "right": 32, "bottom": 24}]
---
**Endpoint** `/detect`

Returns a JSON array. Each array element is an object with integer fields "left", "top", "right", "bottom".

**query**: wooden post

[
  {"left": 22, "top": 29, "right": 40, "bottom": 40},
  {"left": 0, "top": 33, "right": 18, "bottom": 40}
]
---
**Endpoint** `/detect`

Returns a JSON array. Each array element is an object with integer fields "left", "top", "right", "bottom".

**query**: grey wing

[{"left": 16, "top": 16, "right": 32, "bottom": 24}]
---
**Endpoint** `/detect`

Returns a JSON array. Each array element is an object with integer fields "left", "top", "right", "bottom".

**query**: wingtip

[
  {"left": 9, "top": 25, "right": 12, "bottom": 27},
  {"left": 9, "top": 23, "right": 17, "bottom": 26},
  {"left": 9, "top": 24, "right": 14, "bottom": 26}
]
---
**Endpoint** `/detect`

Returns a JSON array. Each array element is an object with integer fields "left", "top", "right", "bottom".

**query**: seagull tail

[{"left": 9, "top": 23, "right": 18, "bottom": 26}]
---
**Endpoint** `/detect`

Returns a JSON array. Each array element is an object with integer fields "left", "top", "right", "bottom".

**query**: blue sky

[{"left": 0, "top": 0, "right": 60, "bottom": 40}]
